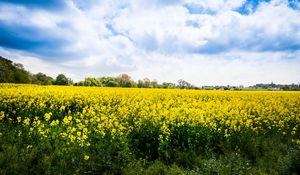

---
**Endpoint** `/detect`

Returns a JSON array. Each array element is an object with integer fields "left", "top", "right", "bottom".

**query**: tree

[
  {"left": 143, "top": 78, "right": 151, "bottom": 88},
  {"left": 54, "top": 74, "right": 70, "bottom": 85},
  {"left": 137, "top": 80, "right": 144, "bottom": 88},
  {"left": 0, "top": 56, "right": 31, "bottom": 84},
  {"left": 83, "top": 77, "right": 101, "bottom": 86},
  {"left": 177, "top": 79, "right": 191, "bottom": 89},
  {"left": 67, "top": 78, "right": 73, "bottom": 85},
  {"left": 117, "top": 74, "right": 136, "bottom": 87},
  {"left": 150, "top": 79, "right": 158, "bottom": 88},
  {"left": 161, "top": 82, "right": 176, "bottom": 89},
  {"left": 74, "top": 81, "right": 84, "bottom": 86},
  {"left": 137, "top": 78, "right": 158, "bottom": 88},
  {"left": 98, "top": 77, "right": 119, "bottom": 87},
  {"left": 14, "top": 68, "right": 32, "bottom": 83},
  {"left": 0, "top": 57, "right": 14, "bottom": 83},
  {"left": 32, "top": 72, "right": 54, "bottom": 85}
]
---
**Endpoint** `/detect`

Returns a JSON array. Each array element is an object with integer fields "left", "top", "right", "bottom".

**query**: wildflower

[
  {"left": 23, "top": 117, "right": 30, "bottom": 126},
  {"left": 0, "top": 111, "right": 5, "bottom": 121},
  {"left": 44, "top": 112, "right": 51, "bottom": 122},
  {"left": 84, "top": 155, "right": 90, "bottom": 160}
]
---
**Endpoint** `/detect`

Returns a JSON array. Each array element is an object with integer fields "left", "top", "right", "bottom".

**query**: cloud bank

[{"left": 0, "top": 0, "right": 300, "bottom": 85}]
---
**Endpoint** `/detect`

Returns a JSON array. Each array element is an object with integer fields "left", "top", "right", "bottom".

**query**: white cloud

[
  {"left": 125, "top": 51, "right": 300, "bottom": 86},
  {"left": 184, "top": 0, "right": 246, "bottom": 13},
  {"left": 0, "top": 0, "right": 299, "bottom": 85}
]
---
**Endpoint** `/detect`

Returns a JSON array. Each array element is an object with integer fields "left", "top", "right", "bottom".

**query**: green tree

[
  {"left": 161, "top": 82, "right": 176, "bottom": 89},
  {"left": 32, "top": 72, "right": 54, "bottom": 85},
  {"left": 98, "top": 77, "right": 119, "bottom": 87},
  {"left": 54, "top": 74, "right": 70, "bottom": 85},
  {"left": 83, "top": 77, "right": 102, "bottom": 86},
  {"left": 0, "top": 56, "right": 31, "bottom": 83}
]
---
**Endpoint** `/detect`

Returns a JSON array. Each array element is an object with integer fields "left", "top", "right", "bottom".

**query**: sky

[{"left": 0, "top": 0, "right": 300, "bottom": 86}]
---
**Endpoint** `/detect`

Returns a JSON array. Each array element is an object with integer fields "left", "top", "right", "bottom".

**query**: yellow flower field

[
  {"left": 1, "top": 84, "right": 299, "bottom": 142},
  {"left": 0, "top": 84, "right": 300, "bottom": 174}
]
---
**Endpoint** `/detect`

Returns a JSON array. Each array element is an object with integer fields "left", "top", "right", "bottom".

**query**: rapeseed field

[{"left": 0, "top": 84, "right": 299, "bottom": 174}]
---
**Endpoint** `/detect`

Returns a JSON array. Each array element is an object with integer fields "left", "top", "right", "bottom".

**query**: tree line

[
  {"left": 249, "top": 83, "right": 300, "bottom": 91},
  {"left": 0, "top": 56, "right": 193, "bottom": 89},
  {"left": 1, "top": 56, "right": 299, "bottom": 90},
  {"left": 74, "top": 75, "right": 183, "bottom": 89},
  {"left": 0, "top": 56, "right": 72, "bottom": 85}
]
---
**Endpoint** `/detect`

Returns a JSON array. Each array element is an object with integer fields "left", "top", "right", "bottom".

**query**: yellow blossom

[{"left": 84, "top": 155, "right": 90, "bottom": 160}]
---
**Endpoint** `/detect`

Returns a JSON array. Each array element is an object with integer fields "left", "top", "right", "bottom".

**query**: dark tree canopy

[
  {"left": 0, "top": 56, "right": 31, "bottom": 83},
  {"left": 98, "top": 77, "right": 119, "bottom": 87},
  {"left": 54, "top": 74, "right": 71, "bottom": 85},
  {"left": 32, "top": 72, "right": 54, "bottom": 85}
]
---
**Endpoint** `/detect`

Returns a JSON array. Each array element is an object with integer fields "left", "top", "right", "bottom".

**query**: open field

[{"left": 0, "top": 84, "right": 300, "bottom": 174}]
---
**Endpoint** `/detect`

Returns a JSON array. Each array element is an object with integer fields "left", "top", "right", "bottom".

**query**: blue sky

[{"left": 0, "top": 0, "right": 300, "bottom": 85}]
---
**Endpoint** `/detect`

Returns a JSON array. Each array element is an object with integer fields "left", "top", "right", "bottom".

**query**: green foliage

[
  {"left": 0, "top": 124, "right": 131, "bottom": 175},
  {"left": 77, "top": 77, "right": 102, "bottom": 86},
  {"left": 54, "top": 74, "right": 72, "bottom": 85},
  {"left": 31, "top": 72, "right": 54, "bottom": 85},
  {"left": 0, "top": 56, "right": 31, "bottom": 84},
  {"left": 1, "top": 118, "right": 300, "bottom": 174},
  {"left": 99, "top": 77, "right": 119, "bottom": 87},
  {"left": 250, "top": 83, "right": 300, "bottom": 91},
  {"left": 128, "top": 121, "right": 161, "bottom": 160},
  {"left": 0, "top": 56, "right": 56, "bottom": 85},
  {"left": 185, "top": 153, "right": 252, "bottom": 175},
  {"left": 161, "top": 82, "right": 176, "bottom": 89},
  {"left": 143, "top": 161, "right": 185, "bottom": 175}
]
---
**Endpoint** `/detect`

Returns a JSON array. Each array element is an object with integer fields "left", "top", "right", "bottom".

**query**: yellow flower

[
  {"left": 50, "top": 119, "right": 60, "bottom": 127},
  {"left": 1, "top": 84, "right": 300, "bottom": 152},
  {"left": 23, "top": 117, "right": 30, "bottom": 126},
  {"left": 0, "top": 111, "right": 5, "bottom": 121},
  {"left": 17, "top": 116, "right": 21, "bottom": 123},
  {"left": 18, "top": 131, "right": 22, "bottom": 137},
  {"left": 63, "top": 116, "right": 71, "bottom": 125},
  {"left": 83, "top": 128, "right": 88, "bottom": 134},
  {"left": 44, "top": 112, "right": 51, "bottom": 122},
  {"left": 84, "top": 155, "right": 90, "bottom": 160},
  {"left": 68, "top": 134, "right": 75, "bottom": 143}
]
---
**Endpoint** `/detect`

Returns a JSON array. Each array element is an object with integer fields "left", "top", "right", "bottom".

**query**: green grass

[{"left": 1, "top": 123, "right": 299, "bottom": 175}]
